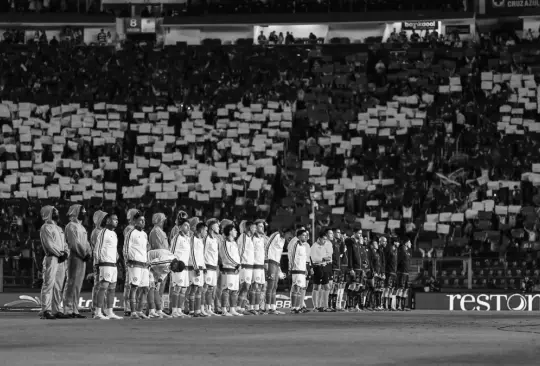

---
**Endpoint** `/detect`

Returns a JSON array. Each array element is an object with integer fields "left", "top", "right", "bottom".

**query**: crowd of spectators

[{"left": 0, "top": 15, "right": 539, "bottom": 294}]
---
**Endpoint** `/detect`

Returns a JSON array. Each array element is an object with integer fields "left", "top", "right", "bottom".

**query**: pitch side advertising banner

[
  {"left": 401, "top": 21, "right": 439, "bottom": 30},
  {"left": 416, "top": 292, "right": 540, "bottom": 311},
  {"left": 487, "top": 0, "right": 540, "bottom": 15},
  {"left": 0, "top": 292, "right": 313, "bottom": 311}
]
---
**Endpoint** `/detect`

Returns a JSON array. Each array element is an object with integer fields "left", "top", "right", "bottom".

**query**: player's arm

[
  {"left": 223, "top": 241, "right": 240, "bottom": 267},
  {"left": 287, "top": 239, "right": 297, "bottom": 272},
  {"left": 125, "top": 230, "right": 135, "bottom": 261},
  {"left": 65, "top": 224, "right": 84, "bottom": 259},
  {"left": 40, "top": 226, "right": 63, "bottom": 257}
]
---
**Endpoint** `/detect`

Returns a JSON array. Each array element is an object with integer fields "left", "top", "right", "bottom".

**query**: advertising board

[
  {"left": 401, "top": 21, "right": 439, "bottom": 30},
  {"left": 0, "top": 292, "right": 313, "bottom": 311},
  {"left": 487, "top": 0, "right": 540, "bottom": 15},
  {"left": 416, "top": 292, "right": 540, "bottom": 311}
]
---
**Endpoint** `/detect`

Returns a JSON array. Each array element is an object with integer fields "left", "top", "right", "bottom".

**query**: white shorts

[
  {"left": 189, "top": 270, "right": 204, "bottom": 287},
  {"left": 222, "top": 273, "right": 240, "bottom": 291},
  {"left": 239, "top": 268, "right": 253, "bottom": 284},
  {"left": 171, "top": 270, "right": 189, "bottom": 287},
  {"left": 205, "top": 270, "right": 217, "bottom": 287},
  {"left": 99, "top": 266, "right": 118, "bottom": 283},
  {"left": 292, "top": 273, "right": 307, "bottom": 288},
  {"left": 129, "top": 267, "right": 150, "bottom": 287},
  {"left": 253, "top": 268, "right": 265, "bottom": 284}
]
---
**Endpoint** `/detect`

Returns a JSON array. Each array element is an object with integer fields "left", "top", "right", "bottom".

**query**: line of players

[
  {"left": 328, "top": 229, "right": 412, "bottom": 312},
  {"left": 93, "top": 209, "right": 290, "bottom": 319},
  {"left": 38, "top": 203, "right": 411, "bottom": 320}
]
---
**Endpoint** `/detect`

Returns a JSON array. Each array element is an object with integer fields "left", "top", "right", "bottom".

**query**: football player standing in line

[
  {"left": 122, "top": 208, "right": 139, "bottom": 316},
  {"left": 188, "top": 222, "right": 208, "bottom": 317},
  {"left": 202, "top": 219, "right": 221, "bottom": 316},
  {"left": 94, "top": 213, "right": 122, "bottom": 320}
]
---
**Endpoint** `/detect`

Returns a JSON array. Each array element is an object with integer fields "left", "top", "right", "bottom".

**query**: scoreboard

[{"left": 124, "top": 18, "right": 156, "bottom": 34}]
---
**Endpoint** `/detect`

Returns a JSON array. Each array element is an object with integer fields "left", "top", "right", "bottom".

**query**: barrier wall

[
  {"left": 415, "top": 292, "right": 540, "bottom": 311},
  {"left": 0, "top": 292, "right": 312, "bottom": 311}
]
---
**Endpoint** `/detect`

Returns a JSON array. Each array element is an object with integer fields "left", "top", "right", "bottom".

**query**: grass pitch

[{"left": 0, "top": 311, "right": 539, "bottom": 366}]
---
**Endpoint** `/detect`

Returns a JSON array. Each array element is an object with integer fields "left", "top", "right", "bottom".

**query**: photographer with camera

[{"left": 39, "top": 206, "right": 70, "bottom": 320}]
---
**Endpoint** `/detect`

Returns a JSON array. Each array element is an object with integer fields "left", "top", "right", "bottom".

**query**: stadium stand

[{"left": 0, "top": 17, "right": 539, "bottom": 295}]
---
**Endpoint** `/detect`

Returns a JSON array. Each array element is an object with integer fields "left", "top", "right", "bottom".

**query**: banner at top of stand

[
  {"left": 486, "top": 0, "right": 540, "bottom": 15},
  {"left": 162, "top": 11, "right": 474, "bottom": 26}
]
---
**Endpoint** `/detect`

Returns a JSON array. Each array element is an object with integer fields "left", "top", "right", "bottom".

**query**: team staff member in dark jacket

[
  {"left": 345, "top": 228, "right": 363, "bottom": 311},
  {"left": 376, "top": 237, "right": 387, "bottom": 311},
  {"left": 384, "top": 238, "right": 399, "bottom": 311},
  {"left": 366, "top": 241, "right": 381, "bottom": 311},
  {"left": 397, "top": 239, "right": 412, "bottom": 311}
]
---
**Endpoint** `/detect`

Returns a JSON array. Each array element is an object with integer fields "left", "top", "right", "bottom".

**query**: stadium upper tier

[{"left": 1, "top": 34, "right": 540, "bottom": 291}]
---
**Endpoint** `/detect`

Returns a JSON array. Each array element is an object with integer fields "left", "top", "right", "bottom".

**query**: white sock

[
  {"left": 254, "top": 305, "right": 259, "bottom": 310},
  {"left": 172, "top": 307, "right": 178, "bottom": 314},
  {"left": 95, "top": 307, "right": 103, "bottom": 316},
  {"left": 271, "top": 304, "right": 276, "bottom": 311},
  {"left": 266, "top": 303, "right": 271, "bottom": 311},
  {"left": 312, "top": 290, "right": 319, "bottom": 308}
]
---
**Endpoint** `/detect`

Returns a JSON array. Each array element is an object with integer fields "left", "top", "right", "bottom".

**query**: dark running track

[{"left": 0, "top": 311, "right": 539, "bottom": 366}]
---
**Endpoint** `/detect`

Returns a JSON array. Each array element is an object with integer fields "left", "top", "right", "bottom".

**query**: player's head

[
  {"left": 223, "top": 224, "right": 237, "bottom": 240},
  {"left": 177, "top": 218, "right": 190, "bottom": 235},
  {"left": 206, "top": 219, "right": 219, "bottom": 235},
  {"left": 327, "top": 229, "right": 334, "bottom": 241},
  {"left": 379, "top": 237, "right": 387, "bottom": 247},
  {"left": 246, "top": 221, "right": 257, "bottom": 235},
  {"left": 196, "top": 222, "right": 207, "bottom": 238},
  {"left": 220, "top": 219, "right": 233, "bottom": 235},
  {"left": 353, "top": 228, "right": 363, "bottom": 241},
  {"left": 104, "top": 213, "right": 119, "bottom": 229},
  {"left": 152, "top": 213, "right": 166, "bottom": 228},
  {"left": 371, "top": 240, "right": 379, "bottom": 250},
  {"left": 177, "top": 210, "right": 188, "bottom": 221},
  {"left": 403, "top": 239, "right": 412, "bottom": 249},
  {"left": 170, "top": 258, "right": 185, "bottom": 273},
  {"left": 393, "top": 238, "right": 400, "bottom": 247},
  {"left": 127, "top": 208, "right": 139, "bottom": 225},
  {"left": 68, "top": 204, "right": 86, "bottom": 222},
  {"left": 297, "top": 229, "right": 308, "bottom": 243},
  {"left": 255, "top": 219, "right": 266, "bottom": 235},
  {"left": 334, "top": 229, "right": 342, "bottom": 240},
  {"left": 133, "top": 211, "right": 145, "bottom": 230}
]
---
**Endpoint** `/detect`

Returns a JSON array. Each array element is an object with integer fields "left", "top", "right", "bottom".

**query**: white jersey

[
  {"left": 189, "top": 236, "right": 206, "bottom": 270},
  {"left": 171, "top": 232, "right": 191, "bottom": 265},
  {"left": 203, "top": 234, "right": 219, "bottom": 267},
  {"left": 95, "top": 228, "right": 118, "bottom": 264},
  {"left": 220, "top": 239, "right": 241, "bottom": 270},
  {"left": 265, "top": 232, "right": 284, "bottom": 265},
  {"left": 125, "top": 228, "right": 148, "bottom": 264},
  {"left": 253, "top": 234, "right": 265, "bottom": 266},
  {"left": 238, "top": 233, "right": 254, "bottom": 266},
  {"left": 148, "top": 249, "right": 176, "bottom": 280},
  {"left": 288, "top": 238, "right": 307, "bottom": 272}
]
